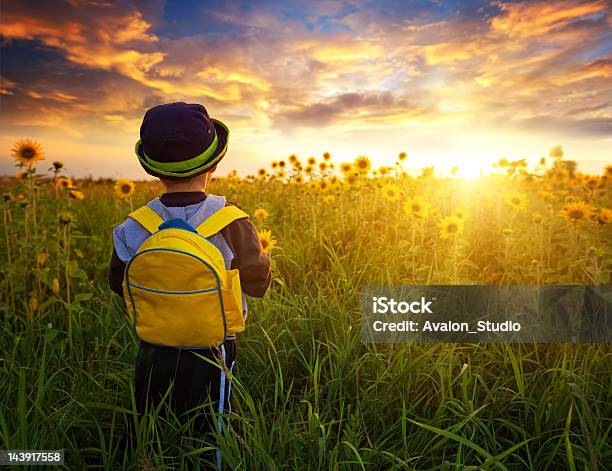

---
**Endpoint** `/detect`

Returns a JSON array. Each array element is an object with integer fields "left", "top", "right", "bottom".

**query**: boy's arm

[
  {"left": 221, "top": 218, "right": 271, "bottom": 298},
  {"left": 108, "top": 248, "right": 126, "bottom": 298}
]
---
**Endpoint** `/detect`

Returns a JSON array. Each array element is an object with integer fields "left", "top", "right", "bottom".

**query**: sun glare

[{"left": 453, "top": 162, "right": 486, "bottom": 179}]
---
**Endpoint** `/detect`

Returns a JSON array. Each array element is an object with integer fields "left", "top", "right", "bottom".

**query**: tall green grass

[
  {"left": 1, "top": 175, "right": 610, "bottom": 469},
  {"left": 1, "top": 290, "right": 610, "bottom": 469}
]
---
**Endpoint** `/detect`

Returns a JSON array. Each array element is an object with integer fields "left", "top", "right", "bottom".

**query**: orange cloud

[
  {"left": 550, "top": 60, "right": 612, "bottom": 85},
  {"left": 491, "top": 0, "right": 608, "bottom": 38},
  {"left": 0, "top": 8, "right": 164, "bottom": 93},
  {"left": 0, "top": 76, "right": 18, "bottom": 95}
]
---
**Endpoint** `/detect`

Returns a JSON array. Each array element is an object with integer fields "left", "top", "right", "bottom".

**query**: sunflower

[
  {"left": 340, "top": 162, "right": 352, "bottom": 173},
  {"left": 404, "top": 196, "right": 430, "bottom": 219},
  {"left": 421, "top": 167, "right": 434, "bottom": 178},
  {"left": 594, "top": 207, "right": 612, "bottom": 225},
  {"left": 69, "top": 190, "right": 85, "bottom": 200},
  {"left": 319, "top": 162, "right": 328, "bottom": 171},
  {"left": 271, "top": 161, "right": 278, "bottom": 169},
  {"left": 504, "top": 191, "right": 528, "bottom": 210},
  {"left": 254, "top": 208, "right": 269, "bottom": 220},
  {"left": 382, "top": 183, "right": 401, "bottom": 201},
  {"left": 318, "top": 180, "right": 329, "bottom": 190},
  {"left": 560, "top": 201, "right": 591, "bottom": 223},
  {"left": 51, "top": 278, "right": 60, "bottom": 294},
  {"left": 28, "top": 297, "right": 39, "bottom": 313},
  {"left": 258, "top": 168, "right": 267, "bottom": 178},
  {"left": 354, "top": 156, "right": 371, "bottom": 174},
  {"left": 452, "top": 207, "right": 469, "bottom": 220},
  {"left": 398, "top": 152, "right": 407, "bottom": 162},
  {"left": 605, "top": 165, "right": 612, "bottom": 179},
  {"left": 379, "top": 166, "right": 391, "bottom": 176},
  {"left": 437, "top": 215, "right": 464, "bottom": 240},
  {"left": 58, "top": 211, "right": 73, "bottom": 226},
  {"left": 258, "top": 229, "right": 277, "bottom": 254},
  {"left": 37, "top": 251, "right": 49, "bottom": 265},
  {"left": 15, "top": 169, "right": 28, "bottom": 181},
  {"left": 323, "top": 195, "right": 336, "bottom": 204},
  {"left": 56, "top": 177, "right": 73, "bottom": 190},
  {"left": 583, "top": 176, "right": 603, "bottom": 191},
  {"left": 307, "top": 157, "right": 317, "bottom": 166},
  {"left": 323, "top": 152, "right": 331, "bottom": 161},
  {"left": 549, "top": 145, "right": 563, "bottom": 159},
  {"left": 278, "top": 160, "right": 286, "bottom": 168},
  {"left": 344, "top": 172, "right": 358, "bottom": 187},
  {"left": 294, "top": 175, "right": 304, "bottom": 184},
  {"left": 304, "top": 166, "right": 314, "bottom": 175},
  {"left": 114, "top": 179, "right": 135, "bottom": 200},
  {"left": 11, "top": 139, "right": 44, "bottom": 167},
  {"left": 289, "top": 154, "right": 298, "bottom": 164}
]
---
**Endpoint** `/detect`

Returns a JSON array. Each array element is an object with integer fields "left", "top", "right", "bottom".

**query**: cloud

[
  {"left": 490, "top": 0, "right": 608, "bottom": 39},
  {"left": 275, "top": 91, "right": 425, "bottom": 126},
  {"left": 514, "top": 115, "right": 612, "bottom": 137},
  {"left": 0, "top": 0, "right": 610, "bottom": 148},
  {"left": 0, "top": 75, "right": 18, "bottom": 95},
  {"left": 0, "top": 1, "right": 166, "bottom": 94}
]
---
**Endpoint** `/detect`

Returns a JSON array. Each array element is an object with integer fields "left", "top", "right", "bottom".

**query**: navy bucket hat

[{"left": 135, "top": 102, "right": 229, "bottom": 179}]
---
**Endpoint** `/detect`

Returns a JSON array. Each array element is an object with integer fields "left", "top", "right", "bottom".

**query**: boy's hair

[
  {"left": 159, "top": 166, "right": 216, "bottom": 187},
  {"left": 159, "top": 174, "right": 203, "bottom": 186}
]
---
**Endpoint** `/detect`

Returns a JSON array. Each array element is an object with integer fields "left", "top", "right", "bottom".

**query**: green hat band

[{"left": 135, "top": 119, "right": 228, "bottom": 177}]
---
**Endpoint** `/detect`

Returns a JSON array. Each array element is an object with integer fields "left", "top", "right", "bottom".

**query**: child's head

[
  {"left": 134, "top": 102, "right": 228, "bottom": 182},
  {"left": 159, "top": 166, "right": 216, "bottom": 192}
]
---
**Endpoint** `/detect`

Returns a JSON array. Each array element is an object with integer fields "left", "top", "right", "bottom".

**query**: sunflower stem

[
  {"left": 452, "top": 236, "right": 458, "bottom": 284},
  {"left": 63, "top": 223, "right": 72, "bottom": 347},
  {"left": 3, "top": 206, "right": 14, "bottom": 319},
  {"left": 411, "top": 223, "right": 416, "bottom": 281}
]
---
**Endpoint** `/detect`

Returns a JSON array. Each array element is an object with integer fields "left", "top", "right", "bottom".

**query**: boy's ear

[{"left": 209, "top": 165, "right": 217, "bottom": 174}]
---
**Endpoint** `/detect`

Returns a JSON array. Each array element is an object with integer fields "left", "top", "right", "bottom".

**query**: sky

[{"left": 0, "top": 0, "right": 611, "bottom": 179}]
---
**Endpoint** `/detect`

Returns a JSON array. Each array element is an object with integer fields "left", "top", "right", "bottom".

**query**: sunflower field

[{"left": 1, "top": 140, "right": 611, "bottom": 469}]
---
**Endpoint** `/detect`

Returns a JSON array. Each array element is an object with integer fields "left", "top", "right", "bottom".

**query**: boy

[{"left": 108, "top": 102, "right": 271, "bottom": 462}]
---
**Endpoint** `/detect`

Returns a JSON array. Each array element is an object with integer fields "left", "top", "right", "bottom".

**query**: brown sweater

[{"left": 108, "top": 191, "right": 271, "bottom": 298}]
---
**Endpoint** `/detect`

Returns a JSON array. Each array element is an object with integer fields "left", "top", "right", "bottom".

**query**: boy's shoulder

[
  {"left": 112, "top": 195, "right": 250, "bottom": 262},
  {"left": 112, "top": 213, "right": 151, "bottom": 263},
  {"left": 112, "top": 197, "right": 166, "bottom": 262}
]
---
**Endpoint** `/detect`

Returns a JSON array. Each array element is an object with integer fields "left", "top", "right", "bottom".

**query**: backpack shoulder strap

[
  {"left": 196, "top": 206, "right": 248, "bottom": 238},
  {"left": 128, "top": 205, "right": 164, "bottom": 234}
]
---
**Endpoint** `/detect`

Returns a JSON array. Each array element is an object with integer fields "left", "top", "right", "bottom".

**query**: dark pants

[{"left": 133, "top": 339, "right": 237, "bottom": 467}]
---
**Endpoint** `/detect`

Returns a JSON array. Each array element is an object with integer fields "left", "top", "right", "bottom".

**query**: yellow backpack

[{"left": 123, "top": 205, "right": 248, "bottom": 348}]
